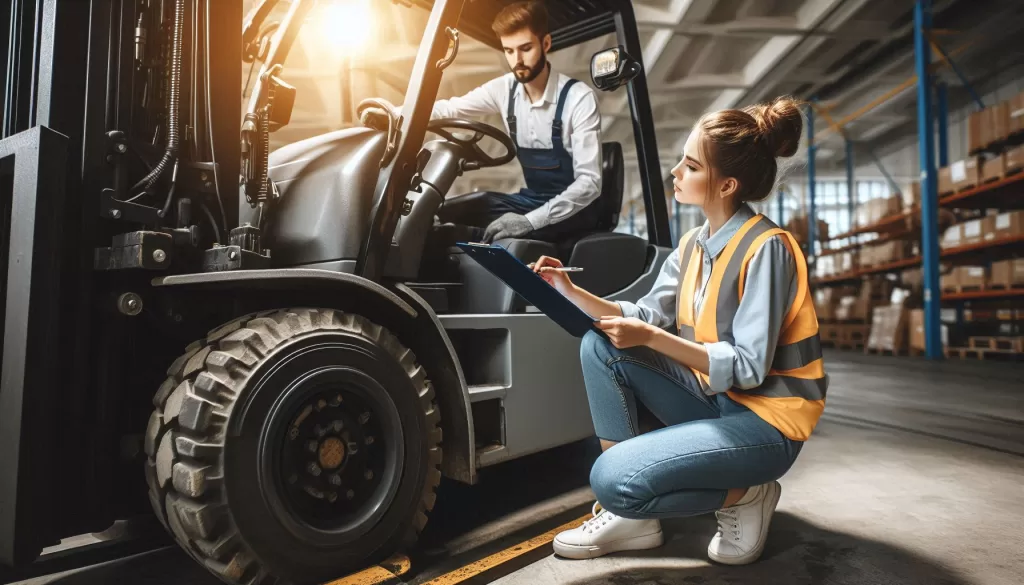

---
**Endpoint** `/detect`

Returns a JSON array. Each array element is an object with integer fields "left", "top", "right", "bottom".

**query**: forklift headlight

[{"left": 590, "top": 46, "right": 641, "bottom": 91}]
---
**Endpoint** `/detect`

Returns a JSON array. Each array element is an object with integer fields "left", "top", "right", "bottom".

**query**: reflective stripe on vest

[{"left": 674, "top": 214, "right": 827, "bottom": 440}]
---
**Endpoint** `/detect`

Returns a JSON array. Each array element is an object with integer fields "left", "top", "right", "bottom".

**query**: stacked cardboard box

[
  {"left": 902, "top": 267, "right": 922, "bottom": 290},
  {"left": 1008, "top": 145, "right": 1024, "bottom": 174},
  {"left": 908, "top": 309, "right": 949, "bottom": 353},
  {"left": 982, "top": 153, "right": 1006, "bottom": 183},
  {"left": 1011, "top": 90, "right": 1024, "bottom": 137},
  {"left": 969, "top": 109, "right": 985, "bottom": 154},
  {"left": 902, "top": 181, "right": 921, "bottom": 211},
  {"left": 938, "top": 158, "right": 980, "bottom": 195},
  {"left": 785, "top": 216, "right": 830, "bottom": 245},
  {"left": 941, "top": 265, "right": 988, "bottom": 292},
  {"left": 960, "top": 218, "right": 985, "bottom": 245},
  {"left": 855, "top": 195, "right": 903, "bottom": 227},
  {"left": 814, "top": 287, "right": 857, "bottom": 321},
  {"left": 970, "top": 97, "right": 1019, "bottom": 152},
  {"left": 992, "top": 210, "right": 1024, "bottom": 240},
  {"left": 941, "top": 223, "right": 962, "bottom": 250},
  {"left": 867, "top": 303, "right": 908, "bottom": 352},
  {"left": 990, "top": 259, "right": 1024, "bottom": 289}
]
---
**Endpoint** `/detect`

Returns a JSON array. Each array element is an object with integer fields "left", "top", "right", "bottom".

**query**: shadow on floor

[{"left": 560, "top": 511, "right": 967, "bottom": 585}]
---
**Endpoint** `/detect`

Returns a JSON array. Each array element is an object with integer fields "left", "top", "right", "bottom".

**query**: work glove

[
  {"left": 359, "top": 99, "right": 396, "bottom": 131},
  {"left": 483, "top": 213, "right": 534, "bottom": 243}
]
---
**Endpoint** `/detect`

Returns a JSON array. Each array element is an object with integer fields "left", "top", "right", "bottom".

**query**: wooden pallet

[
  {"left": 946, "top": 346, "right": 1024, "bottom": 361},
  {"left": 987, "top": 283, "right": 1024, "bottom": 291},
  {"left": 968, "top": 336, "right": 1024, "bottom": 352},
  {"left": 836, "top": 343, "right": 864, "bottom": 351}
]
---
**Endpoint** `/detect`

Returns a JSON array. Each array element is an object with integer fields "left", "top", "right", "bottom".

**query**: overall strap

[
  {"left": 507, "top": 81, "right": 519, "bottom": 146},
  {"left": 551, "top": 78, "right": 579, "bottom": 148}
]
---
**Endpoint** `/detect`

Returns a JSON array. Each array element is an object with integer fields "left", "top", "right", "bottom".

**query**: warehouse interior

[{"left": 3, "top": 0, "right": 1023, "bottom": 584}]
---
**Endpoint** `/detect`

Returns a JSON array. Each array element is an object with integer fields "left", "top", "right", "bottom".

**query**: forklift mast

[{"left": 0, "top": 0, "right": 241, "bottom": 566}]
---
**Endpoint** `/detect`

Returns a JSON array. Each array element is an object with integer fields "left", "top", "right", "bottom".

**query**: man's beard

[{"left": 512, "top": 53, "right": 547, "bottom": 84}]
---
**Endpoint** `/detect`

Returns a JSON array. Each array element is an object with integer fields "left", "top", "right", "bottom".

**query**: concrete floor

[
  {"left": 11, "top": 349, "right": 1024, "bottom": 585},
  {"left": 485, "top": 349, "right": 1024, "bottom": 585}
]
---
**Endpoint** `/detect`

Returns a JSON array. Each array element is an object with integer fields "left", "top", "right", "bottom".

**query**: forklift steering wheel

[{"left": 427, "top": 118, "right": 516, "bottom": 171}]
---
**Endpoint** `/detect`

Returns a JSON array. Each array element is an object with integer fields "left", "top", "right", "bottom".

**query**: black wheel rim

[{"left": 255, "top": 343, "right": 406, "bottom": 544}]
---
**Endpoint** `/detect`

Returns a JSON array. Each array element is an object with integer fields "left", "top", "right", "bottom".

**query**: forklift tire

[{"left": 143, "top": 308, "right": 442, "bottom": 584}]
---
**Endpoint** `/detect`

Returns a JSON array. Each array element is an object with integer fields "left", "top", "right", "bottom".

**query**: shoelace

[
  {"left": 715, "top": 507, "right": 741, "bottom": 541},
  {"left": 582, "top": 502, "right": 616, "bottom": 534}
]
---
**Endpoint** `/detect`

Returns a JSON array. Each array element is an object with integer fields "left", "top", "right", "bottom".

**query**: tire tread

[{"left": 145, "top": 309, "right": 442, "bottom": 584}]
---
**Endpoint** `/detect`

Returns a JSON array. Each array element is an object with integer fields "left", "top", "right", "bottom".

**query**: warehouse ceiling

[{"left": 245, "top": 0, "right": 1024, "bottom": 202}]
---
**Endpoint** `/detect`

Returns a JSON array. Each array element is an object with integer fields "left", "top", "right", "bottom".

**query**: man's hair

[{"left": 491, "top": 1, "right": 549, "bottom": 39}]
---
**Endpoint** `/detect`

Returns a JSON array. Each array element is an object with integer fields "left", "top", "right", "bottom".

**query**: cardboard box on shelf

[
  {"left": 902, "top": 181, "right": 921, "bottom": 210},
  {"left": 902, "top": 268, "right": 923, "bottom": 290},
  {"left": 991, "top": 101, "right": 1011, "bottom": 145},
  {"left": 982, "top": 214, "right": 998, "bottom": 241},
  {"left": 993, "top": 210, "right": 1024, "bottom": 239},
  {"left": 1006, "top": 145, "right": 1024, "bottom": 174},
  {"left": 961, "top": 218, "right": 984, "bottom": 245},
  {"left": 941, "top": 270, "right": 958, "bottom": 292},
  {"left": 955, "top": 265, "right": 988, "bottom": 289},
  {"left": 941, "top": 224, "right": 962, "bottom": 249},
  {"left": 968, "top": 109, "right": 985, "bottom": 153},
  {"left": 1011, "top": 90, "right": 1024, "bottom": 136},
  {"left": 949, "top": 158, "right": 980, "bottom": 191},
  {"left": 982, "top": 153, "right": 1006, "bottom": 183},
  {"left": 990, "top": 259, "right": 1024, "bottom": 288}
]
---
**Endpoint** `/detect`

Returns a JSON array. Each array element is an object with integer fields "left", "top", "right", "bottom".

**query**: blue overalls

[{"left": 436, "top": 78, "right": 601, "bottom": 242}]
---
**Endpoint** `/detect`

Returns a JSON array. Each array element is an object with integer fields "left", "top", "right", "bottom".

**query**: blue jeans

[{"left": 580, "top": 331, "right": 804, "bottom": 520}]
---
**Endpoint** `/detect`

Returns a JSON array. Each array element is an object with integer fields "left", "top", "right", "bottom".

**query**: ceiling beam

[{"left": 636, "top": 16, "right": 893, "bottom": 40}]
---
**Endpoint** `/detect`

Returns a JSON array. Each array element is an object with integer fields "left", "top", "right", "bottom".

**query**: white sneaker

[
  {"left": 707, "top": 481, "right": 781, "bottom": 565},
  {"left": 553, "top": 502, "right": 664, "bottom": 560}
]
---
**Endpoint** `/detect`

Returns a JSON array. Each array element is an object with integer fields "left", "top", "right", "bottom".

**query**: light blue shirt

[{"left": 618, "top": 204, "right": 797, "bottom": 393}]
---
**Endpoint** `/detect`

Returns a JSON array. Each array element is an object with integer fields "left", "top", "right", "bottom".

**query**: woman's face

[
  {"left": 670, "top": 131, "right": 710, "bottom": 205},
  {"left": 670, "top": 131, "right": 738, "bottom": 206}
]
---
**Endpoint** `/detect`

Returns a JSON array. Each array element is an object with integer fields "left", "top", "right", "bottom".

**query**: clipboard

[{"left": 455, "top": 242, "right": 603, "bottom": 338}]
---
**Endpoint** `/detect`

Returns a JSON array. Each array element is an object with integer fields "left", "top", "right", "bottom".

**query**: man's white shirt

[{"left": 426, "top": 68, "right": 603, "bottom": 230}]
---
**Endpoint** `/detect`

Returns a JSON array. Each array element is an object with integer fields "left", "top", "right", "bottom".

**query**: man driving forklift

[{"left": 361, "top": 0, "right": 603, "bottom": 244}]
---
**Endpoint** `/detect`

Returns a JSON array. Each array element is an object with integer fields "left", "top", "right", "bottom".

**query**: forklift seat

[{"left": 454, "top": 142, "right": 648, "bottom": 313}]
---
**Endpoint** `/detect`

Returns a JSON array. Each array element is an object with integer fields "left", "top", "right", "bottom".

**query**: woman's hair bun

[{"left": 746, "top": 96, "right": 803, "bottom": 158}]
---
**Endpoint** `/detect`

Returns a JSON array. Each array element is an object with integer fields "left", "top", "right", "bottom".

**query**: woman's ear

[{"left": 718, "top": 177, "right": 740, "bottom": 199}]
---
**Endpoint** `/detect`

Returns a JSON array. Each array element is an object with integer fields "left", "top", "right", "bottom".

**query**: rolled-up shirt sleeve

[
  {"left": 617, "top": 248, "right": 681, "bottom": 330},
  {"left": 705, "top": 236, "right": 797, "bottom": 392}
]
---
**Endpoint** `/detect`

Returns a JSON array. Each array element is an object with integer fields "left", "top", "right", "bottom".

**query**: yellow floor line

[
  {"left": 325, "top": 553, "right": 411, "bottom": 585},
  {"left": 420, "top": 514, "right": 592, "bottom": 585}
]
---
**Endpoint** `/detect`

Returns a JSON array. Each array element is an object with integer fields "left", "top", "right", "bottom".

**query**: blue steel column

[
  {"left": 915, "top": 0, "right": 942, "bottom": 360},
  {"left": 806, "top": 105, "right": 817, "bottom": 256},
  {"left": 936, "top": 81, "right": 949, "bottom": 167},
  {"left": 846, "top": 139, "right": 855, "bottom": 221}
]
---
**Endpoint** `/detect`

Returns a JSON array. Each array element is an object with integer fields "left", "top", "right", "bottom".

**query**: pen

[{"left": 528, "top": 263, "right": 584, "bottom": 272}]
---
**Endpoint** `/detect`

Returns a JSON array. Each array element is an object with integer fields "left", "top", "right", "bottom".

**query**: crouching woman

[{"left": 533, "top": 96, "right": 827, "bottom": 565}]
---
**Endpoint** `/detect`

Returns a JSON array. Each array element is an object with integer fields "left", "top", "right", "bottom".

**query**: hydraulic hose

[{"left": 132, "top": 0, "right": 184, "bottom": 195}]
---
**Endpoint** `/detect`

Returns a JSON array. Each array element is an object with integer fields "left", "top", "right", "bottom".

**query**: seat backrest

[{"left": 595, "top": 142, "right": 624, "bottom": 231}]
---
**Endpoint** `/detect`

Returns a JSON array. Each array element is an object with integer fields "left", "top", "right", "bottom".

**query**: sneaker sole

[
  {"left": 553, "top": 530, "right": 664, "bottom": 560},
  {"left": 707, "top": 481, "right": 781, "bottom": 566}
]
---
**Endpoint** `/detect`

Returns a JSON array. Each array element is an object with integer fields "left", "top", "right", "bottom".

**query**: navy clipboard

[{"left": 456, "top": 242, "right": 602, "bottom": 338}]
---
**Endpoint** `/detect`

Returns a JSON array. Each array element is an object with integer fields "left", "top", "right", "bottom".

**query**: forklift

[{"left": 0, "top": 0, "right": 673, "bottom": 583}]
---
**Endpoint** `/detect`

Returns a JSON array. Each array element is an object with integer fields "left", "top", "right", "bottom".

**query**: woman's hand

[
  {"left": 531, "top": 255, "right": 574, "bottom": 295},
  {"left": 596, "top": 316, "right": 658, "bottom": 349}
]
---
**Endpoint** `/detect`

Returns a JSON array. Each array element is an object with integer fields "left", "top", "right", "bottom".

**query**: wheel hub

[{"left": 279, "top": 388, "right": 388, "bottom": 528}]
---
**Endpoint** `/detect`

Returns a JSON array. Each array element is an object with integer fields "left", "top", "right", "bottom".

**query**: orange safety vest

[{"left": 675, "top": 214, "right": 826, "bottom": 441}]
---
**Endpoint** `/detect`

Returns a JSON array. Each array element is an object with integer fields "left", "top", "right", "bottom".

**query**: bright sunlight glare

[{"left": 314, "top": 0, "right": 375, "bottom": 56}]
